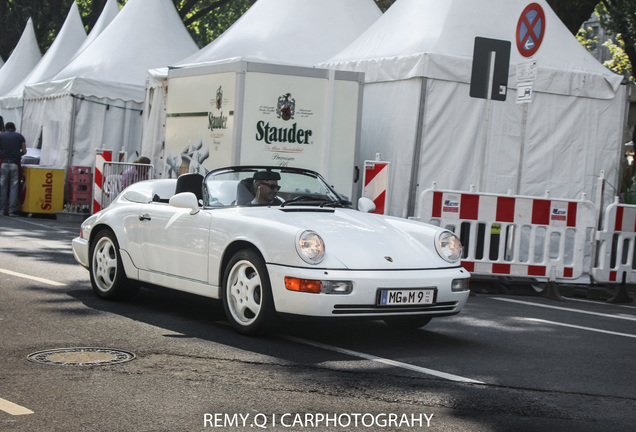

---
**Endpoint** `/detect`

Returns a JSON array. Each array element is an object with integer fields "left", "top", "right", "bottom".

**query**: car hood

[{"left": 236, "top": 206, "right": 453, "bottom": 270}]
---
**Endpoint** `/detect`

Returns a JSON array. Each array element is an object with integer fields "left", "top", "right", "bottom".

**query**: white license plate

[{"left": 378, "top": 289, "right": 435, "bottom": 306}]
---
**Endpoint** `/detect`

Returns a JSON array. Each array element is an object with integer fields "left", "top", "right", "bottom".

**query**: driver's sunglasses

[{"left": 260, "top": 182, "right": 281, "bottom": 191}]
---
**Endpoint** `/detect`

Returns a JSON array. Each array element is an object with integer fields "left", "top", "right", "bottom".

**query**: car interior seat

[
  {"left": 235, "top": 178, "right": 255, "bottom": 205},
  {"left": 175, "top": 173, "right": 204, "bottom": 203}
]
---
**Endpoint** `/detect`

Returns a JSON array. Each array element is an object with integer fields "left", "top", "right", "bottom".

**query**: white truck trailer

[{"left": 163, "top": 60, "right": 365, "bottom": 200}]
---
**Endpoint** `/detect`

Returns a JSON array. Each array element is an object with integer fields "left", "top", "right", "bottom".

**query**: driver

[{"left": 252, "top": 171, "right": 284, "bottom": 205}]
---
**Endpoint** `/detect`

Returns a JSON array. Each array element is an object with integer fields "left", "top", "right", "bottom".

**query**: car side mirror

[
  {"left": 169, "top": 192, "right": 200, "bottom": 215},
  {"left": 357, "top": 197, "right": 376, "bottom": 213}
]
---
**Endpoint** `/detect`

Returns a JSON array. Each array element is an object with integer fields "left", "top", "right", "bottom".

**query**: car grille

[{"left": 331, "top": 301, "right": 458, "bottom": 315}]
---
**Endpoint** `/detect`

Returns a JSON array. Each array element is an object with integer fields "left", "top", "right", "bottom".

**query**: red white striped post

[
  {"left": 93, "top": 150, "right": 113, "bottom": 214},
  {"left": 362, "top": 160, "right": 390, "bottom": 214}
]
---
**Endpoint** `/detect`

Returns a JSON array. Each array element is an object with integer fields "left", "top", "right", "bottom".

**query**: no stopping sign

[{"left": 516, "top": 3, "right": 545, "bottom": 57}]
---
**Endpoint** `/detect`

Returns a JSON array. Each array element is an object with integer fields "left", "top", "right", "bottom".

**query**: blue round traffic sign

[{"left": 516, "top": 3, "right": 545, "bottom": 57}]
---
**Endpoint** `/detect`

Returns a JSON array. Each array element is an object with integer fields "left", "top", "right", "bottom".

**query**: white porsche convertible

[{"left": 72, "top": 166, "right": 470, "bottom": 335}]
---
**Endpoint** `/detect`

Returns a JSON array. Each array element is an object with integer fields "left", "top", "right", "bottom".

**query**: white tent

[
  {"left": 21, "top": 0, "right": 198, "bottom": 169},
  {"left": 140, "top": 0, "right": 382, "bottom": 174},
  {"left": 320, "top": 0, "right": 627, "bottom": 218},
  {"left": 0, "top": 2, "right": 87, "bottom": 131},
  {"left": 70, "top": 0, "right": 119, "bottom": 61},
  {"left": 0, "top": 18, "right": 41, "bottom": 97},
  {"left": 178, "top": 0, "right": 382, "bottom": 67}
]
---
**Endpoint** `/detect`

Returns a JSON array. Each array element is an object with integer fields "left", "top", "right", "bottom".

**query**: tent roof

[
  {"left": 3, "top": 2, "right": 86, "bottom": 102},
  {"left": 321, "top": 0, "right": 622, "bottom": 98},
  {"left": 49, "top": 0, "right": 197, "bottom": 93},
  {"left": 177, "top": 0, "right": 381, "bottom": 67},
  {"left": 0, "top": 18, "right": 41, "bottom": 96},
  {"left": 71, "top": 0, "right": 119, "bottom": 62}
]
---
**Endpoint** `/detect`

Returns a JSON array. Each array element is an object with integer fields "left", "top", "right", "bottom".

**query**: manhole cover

[{"left": 27, "top": 347, "right": 136, "bottom": 366}]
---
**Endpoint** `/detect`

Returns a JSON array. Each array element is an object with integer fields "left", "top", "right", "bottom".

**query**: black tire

[
  {"left": 222, "top": 249, "right": 276, "bottom": 335},
  {"left": 383, "top": 316, "right": 433, "bottom": 330},
  {"left": 89, "top": 229, "right": 139, "bottom": 300}
]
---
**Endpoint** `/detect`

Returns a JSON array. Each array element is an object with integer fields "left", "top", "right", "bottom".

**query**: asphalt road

[{"left": 0, "top": 213, "right": 635, "bottom": 431}]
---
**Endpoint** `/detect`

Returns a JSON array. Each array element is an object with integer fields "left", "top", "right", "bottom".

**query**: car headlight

[
  {"left": 296, "top": 230, "right": 325, "bottom": 264},
  {"left": 436, "top": 231, "right": 462, "bottom": 262}
]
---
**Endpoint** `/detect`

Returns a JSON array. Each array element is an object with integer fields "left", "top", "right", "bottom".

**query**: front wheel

[
  {"left": 383, "top": 316, "right": 433, "bottom": 330},
  {"left": 89, "top": 230, "right": 139, "bottom": 300},
  {"left": 222, "top": 249, "right": 276, "bottom": 335}
]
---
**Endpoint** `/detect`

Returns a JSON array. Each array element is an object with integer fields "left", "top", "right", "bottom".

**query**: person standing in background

[
  {"left": 0, "top": 122, "right": 27, "bottom": 216},
  {"left": 120, "top": 156, "right": 151, "bottom": 190}
]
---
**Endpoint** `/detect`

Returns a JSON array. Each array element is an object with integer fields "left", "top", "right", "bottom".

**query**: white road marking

[
  {"left": 491, "top": 297, "right": 636, "bottom": 322},
  {"left": 282, "top": 335, "right": 485, "bottom": 384},
  {"left": 0, "top": 398, "right": 34, "bottom": 415},
  {"left": 567, "top": 297, "right": 636, "bottom": 310},
  {"left": 0, "top": 269, "right": 66, "bottom": 286},
  {"left": 521, "top": 318, "right": 636, "bottom": 339}
]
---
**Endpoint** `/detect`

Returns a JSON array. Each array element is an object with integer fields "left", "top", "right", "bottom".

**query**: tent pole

[
  {"left": 616, "top": 82, "right": 632, "bottom": 200},
  {"left": 322, "top": 68, "right": 336, "bottom": 176},
  {"left": 67, "top": 95, "right": 78, "bottom": 169},
  {"left": 515, "top": 103, "right": 529, "bottom": 194},
  {"left": 406, "top": 77, "right": 428, "bottom": 218},
  {"left": 233, "top": 64, "right": 247, "bottom": 165}
]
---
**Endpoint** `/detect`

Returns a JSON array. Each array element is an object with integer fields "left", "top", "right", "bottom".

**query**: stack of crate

[{"left": 67, "top": 166, "right": 92, "bottom": 211}]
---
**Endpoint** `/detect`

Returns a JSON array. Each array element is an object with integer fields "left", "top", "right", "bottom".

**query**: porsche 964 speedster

[{"left": 72, "top": 166, "right": 470, "bottom": 335}]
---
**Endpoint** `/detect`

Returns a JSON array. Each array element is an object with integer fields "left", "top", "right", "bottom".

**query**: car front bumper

[
  {"left": 267, "top": 264, "right": 470, "bottom": 318},
  {"left": 72, "top": 237, "right": 90, "bottom": 269}
]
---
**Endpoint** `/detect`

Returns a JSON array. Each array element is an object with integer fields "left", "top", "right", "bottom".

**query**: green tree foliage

[
  {"left": 603, "top": 34, "right": 633, "bottom": 79},
  {"left": 576, "top": 26, "right": 599, "bottom": 52},
  {"left": 546, "top": 0, "right": 599, "bottom": 34},
  {"left": 597, "top": 1, "right": 636, "bottom": 79},
  {"left": 175, "top": 0, "right": 256, "bottom": 45},
  {"left": 577, "top": 25, "right": 632, "bottom": 79},
  {"left": 374, "top": 0, "right": 394, "bottom": 13},
  {"left": 0, "top": 0, "right": 75, "bottom": 60}
]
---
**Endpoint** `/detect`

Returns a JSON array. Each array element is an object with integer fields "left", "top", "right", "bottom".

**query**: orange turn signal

[{"left": 284, "top": 277, "right": 322, "bottom": 293}]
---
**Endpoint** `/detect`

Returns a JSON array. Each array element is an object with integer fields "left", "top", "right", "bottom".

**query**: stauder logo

[
  {"left": 255, "top": 93, "right": 313, "bottom": 145},
  {"left": 208, "top": 112, "right": 228, "bottom": 131},
  {"left": 208, "top": 85, "right": 227, "bottom": 131},
  {"left": 255, "top": 121, "right": 312, "bottom": 144}
]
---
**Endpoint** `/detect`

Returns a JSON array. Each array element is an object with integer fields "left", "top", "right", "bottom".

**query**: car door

[{"left": 138, "top": 202, "right": 212, "bottom": 282}]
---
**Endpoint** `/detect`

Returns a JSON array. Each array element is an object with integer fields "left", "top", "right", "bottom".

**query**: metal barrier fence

[
  {"left": 415, "top": 185, "right": 598, "bottom": 282},
  {"left": 99, "top": 162, "right": 153, "bottom": 210},
  {"left": 592, "top": 198, "right": 636, "bottom": 285}
]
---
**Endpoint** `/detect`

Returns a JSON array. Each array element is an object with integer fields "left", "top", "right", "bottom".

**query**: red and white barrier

[
  {"left": 93, "top": 151, "right": 131, "bottom": 213},
  {"left": 592, "top": 198, "right": 636, "bottom": 284},
  {"left": 415, "top": 186, "right": 597, "bottom": 281},
  {"left": 93, "top": 150, "right": 113, "bottom": 214},
  {"left": 362, "top": 160, "right": 389, "bottom": 214}
]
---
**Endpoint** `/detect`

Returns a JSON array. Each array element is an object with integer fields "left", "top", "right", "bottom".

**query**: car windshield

[{"left": 203, "top": 166, "right": 351, "bottom": 208}]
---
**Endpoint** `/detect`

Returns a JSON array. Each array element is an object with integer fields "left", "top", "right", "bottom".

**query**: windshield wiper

[
  {"left": 280, "top": 195, "right": 316, "bottom": 207},
  {"left": 320, "top": 200, "right": 350, "bottom": 208}
]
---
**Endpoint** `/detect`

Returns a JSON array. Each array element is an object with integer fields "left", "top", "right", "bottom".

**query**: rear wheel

[
  {"left": 383, "top": 316, "right": 433, "bottom": 330},
  {"left": 89, "top": 230, "right": 139, "bottom": 300},
  {"left": 222, "top": 249, "right": 276, "bottom": 335}
]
